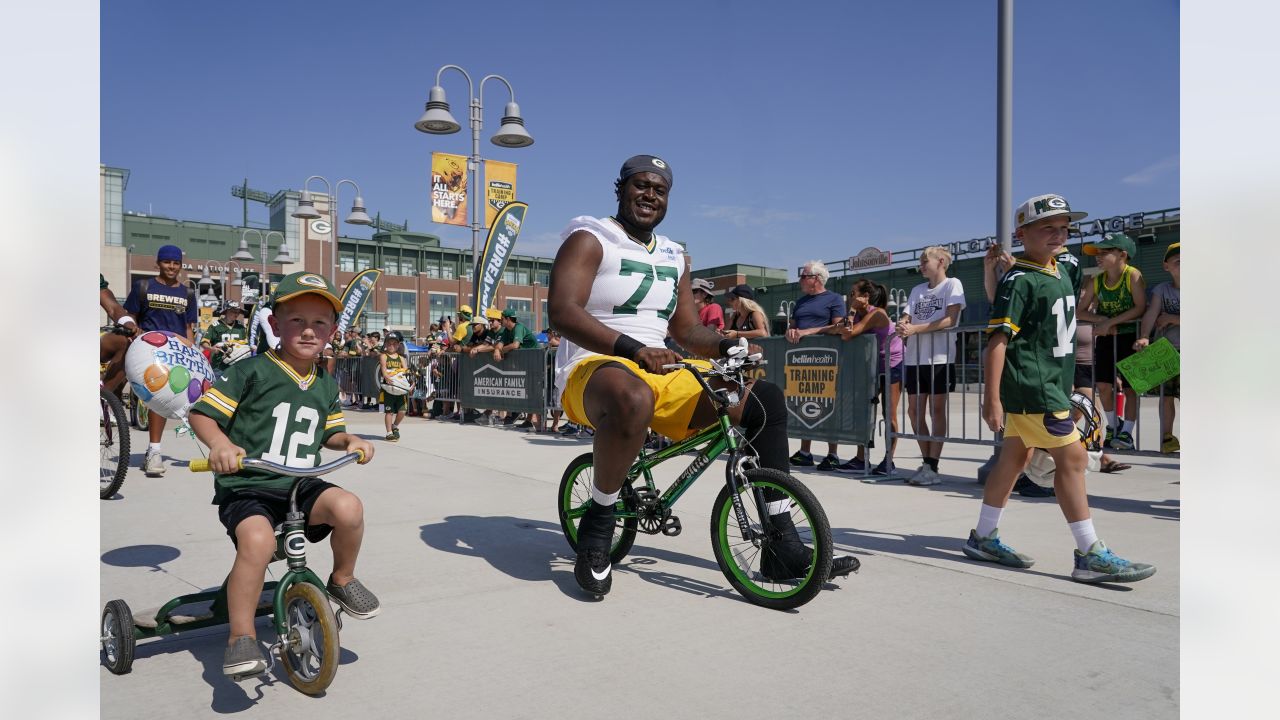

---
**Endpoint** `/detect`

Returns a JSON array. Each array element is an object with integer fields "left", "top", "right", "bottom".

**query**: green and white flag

[{"left": 473, "top": 202, "right": 528, "bottom": 315}]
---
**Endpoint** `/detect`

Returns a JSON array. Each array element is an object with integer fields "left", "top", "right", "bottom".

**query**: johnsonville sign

[{"left": 848, "top": 246, "right": 892, "bottom": 270}]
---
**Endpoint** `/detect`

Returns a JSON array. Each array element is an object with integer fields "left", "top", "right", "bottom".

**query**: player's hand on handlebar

[
  {"left": 208, "top": 440, "right": 247, "bottom": 474},
  {"left": 345, "top": 436, "right": 375, "bottom": 464},
  {"left": 633, "top": 347, "right": 683, "bottom": 374}
]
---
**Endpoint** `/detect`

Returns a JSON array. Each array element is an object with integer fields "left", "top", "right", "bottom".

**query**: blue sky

[{"left": 102, "top": 0, "right": 1179, "bottom": 273}]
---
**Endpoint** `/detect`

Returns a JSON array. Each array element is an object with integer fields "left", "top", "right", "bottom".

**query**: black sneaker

[
  {"left": 789, "top": 451, "right": 815, "bottom": 467},
  {"left": 222, "top": 636, "right": 268, "bottom": 679},
  {"left": 503, "top": 415, "right": 517, "bottom": 425},
  {"left": 871, "top": 459, "right": 896, "bottom": 476},
  {"left": 759, "top": 543, "right": 860, "bottom": 582},
  {"left": 560, "top": 423, "right": 582, "bottom": 436},
  {"left": 816, "top": 454, "right": 841, "bottom": 471},
  {"left": 515, "top": 419, "right": 534, "bottom": 429},
  {"left": 574, "top": 546, "right": 612, "bottom": 597},
  {"left": 1014, "top": 473, "right": 1055, "bottom": 498}
]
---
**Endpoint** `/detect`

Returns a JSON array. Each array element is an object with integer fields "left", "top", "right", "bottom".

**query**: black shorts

[
  {"left": 876, "top": 363, "right": 904, "bottom": 393},
  {"left": 1160, "top": 374, "right": 1180, "bottom": 399},
  {"left": 217, "top": 481, "right": 339, "bottom": 547},
  {"left": 904, "top": 363, "right": 955, "bottom": 395},
  {"left": 1073, "top": 363, "right": 1095, "bottom": 390},
  {"left": 1094, "top": 333, "right": 1138, "bottom": 385},
  {"left": 381, "top": 392, "right": 406, "bottom": 413}
]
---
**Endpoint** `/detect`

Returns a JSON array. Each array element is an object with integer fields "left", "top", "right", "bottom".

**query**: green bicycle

[{"left": 557, "top": 355, "right": 849, "bottom": 610}]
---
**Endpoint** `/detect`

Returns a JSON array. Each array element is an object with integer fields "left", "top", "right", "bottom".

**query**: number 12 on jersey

[
  {"left": 1050, "top": 296, "right": 1077, "bottom": 358},
  {"left": 612, "top": 259, "right": 679, "bottom": 319}
]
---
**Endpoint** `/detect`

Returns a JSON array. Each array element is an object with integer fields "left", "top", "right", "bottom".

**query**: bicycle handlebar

[{"left": 189, "top": 450, "right": 367, "bottom": 475}]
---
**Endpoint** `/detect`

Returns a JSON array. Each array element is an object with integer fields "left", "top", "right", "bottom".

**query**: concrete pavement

[{"left": 101, "top": 407, "right": 1179, "bottom": 718}]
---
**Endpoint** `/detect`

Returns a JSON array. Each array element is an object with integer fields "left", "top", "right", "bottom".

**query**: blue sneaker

[
  {"left": 1071, "top": 541, "right": 1156, "bottom": 583},
  {"left": 871, "top": 459, "right": 896, "bottom": 476},
  {"left": 961, "top": 528, "right": 1035, "bottom": 568}
]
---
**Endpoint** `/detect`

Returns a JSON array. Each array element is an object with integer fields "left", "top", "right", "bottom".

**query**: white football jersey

[{"left": 553, "top": 215, "right": 687, "bottom": 398}]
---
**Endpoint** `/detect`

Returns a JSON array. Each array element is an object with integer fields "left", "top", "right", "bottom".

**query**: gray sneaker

[
  {"left": 222, "top": 636, "right": 267, "bottom": 678},
  {"left": 962, "top": 528, "right": 1035, "bottom": 568},
  {"left": 142, "top": 449, "right": 166, "bottom": 477},
  {"left": 907, "top": 465, "right": 939, "bottom": 486},
  {"left": 1072, "top": 540, "right": 1157, "bottom": 583},
  {"left": 327, "top": 577, "right": 381, "bottom": 619}
]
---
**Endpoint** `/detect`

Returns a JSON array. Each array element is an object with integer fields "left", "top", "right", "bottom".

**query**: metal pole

[
  {"left": 980, "top": 0, "right": 1015, "bottom": 485},
  {"left": 997, "top": 0, "right": 1013, "bottom": 251},
  {"left": 470, "top": 94, "right": 482, "bottom": 312}
]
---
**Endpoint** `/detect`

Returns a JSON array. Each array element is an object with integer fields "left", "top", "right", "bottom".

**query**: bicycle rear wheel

[
  {"left": 710, "top": 468, "right": 833, "bottom": 610},
  {"left": 100, "top": 388, "right": 129, "bottom": 499},
  {"left": 557, "top": 452, "right": 638, "bottom": 564}
]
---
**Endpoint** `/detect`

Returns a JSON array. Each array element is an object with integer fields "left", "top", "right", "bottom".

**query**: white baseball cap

[{"left": 1015, "top": 194, "right": 1088, "bottom": 228}]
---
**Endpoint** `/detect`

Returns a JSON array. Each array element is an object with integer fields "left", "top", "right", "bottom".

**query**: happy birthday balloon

[{"left": 124, "top": 331, "right": 215, "bottom": 420}]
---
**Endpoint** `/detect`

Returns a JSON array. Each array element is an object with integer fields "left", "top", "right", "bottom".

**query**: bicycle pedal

[{"left": 660, "top": 516, "right": 682, "bottom": 536}]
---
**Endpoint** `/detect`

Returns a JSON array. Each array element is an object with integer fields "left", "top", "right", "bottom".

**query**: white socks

[
  {"left": 149, "top": 442, "right": 161, "bottom": 452},
  {"left": 1105, "top": 410, "right": 1118, "bottom": 430},
  {"left": 1121, "top": 419, "right": 1135, "bottom": 434},
  {"left": 976, "top": 503, "right": 1004, "bottom": 538},
  {"left": 591, "top": 484, "right": 620, "bottom": 508},
  {"left": 1068, "top": 518, "right": 1099, "bottom": 554}
]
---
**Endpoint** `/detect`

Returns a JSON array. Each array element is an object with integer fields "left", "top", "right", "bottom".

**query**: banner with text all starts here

[{"left": 431, "top": 152, "right": 469, "bottom": 226}]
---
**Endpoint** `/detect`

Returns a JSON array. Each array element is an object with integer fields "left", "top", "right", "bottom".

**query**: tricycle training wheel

[
  {"left": 101, "top": 599, "right": 135, "bottom": 674},
  {"left": 278, "top": 582, "right": 340, "bottom": 695}
]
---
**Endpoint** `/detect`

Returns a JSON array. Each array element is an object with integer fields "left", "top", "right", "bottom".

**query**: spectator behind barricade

[
  {"left": 691, "top": 278, "right": 725, "bottom": 331},
  {"left": 786, "top": 260, "right": 847, "bottom": 471},
  {"left": 1078, "top": 232, "right": 1146, "bottom": 451},
  {"left": 896, "top": 245, "right": 966, "bottom": 486},
  {"left": 834, "top": 279, "right": 902, "bottom": 476},
  {"left": 723, "top": 284, "right": 768, "bottom": 340},
  {"left": 438, "top": 316, "right": 454, "bottom": 346},
  {"left": 451, "top": 305, "right": 474, "bottom": 349},
  {"left": 543, "top": 328, "right": 561, "bottom": 348},
  {"left": 497, "top": 310, "right": 541, "bottom": 429},
  {"left": 1134, "top": 242, "right": 1179, "bottom": 454}
]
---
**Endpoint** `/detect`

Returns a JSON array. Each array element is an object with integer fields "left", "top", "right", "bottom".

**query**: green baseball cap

[
  {"left": 271, "top": 272, "right": 343, "bottom": 313},
  {"left": 1083, "top": 232, "right": 1136, "bottom": 258},
  {"left": 501, "top": 309, "right": 517, "bottom": 320}
]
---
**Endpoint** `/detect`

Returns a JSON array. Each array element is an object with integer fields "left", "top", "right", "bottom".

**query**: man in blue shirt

[
  {"left": 785, "top": 261, "right": 846, "bottom": 470},
  {"left": 124, "top": 244, "right": 197, "bottom": 476}
]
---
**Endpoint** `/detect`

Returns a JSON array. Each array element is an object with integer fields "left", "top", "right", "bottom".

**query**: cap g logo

[
  {"left": 298, "top": 274, "right": 328, "bottom": 288},
  {"left": 651, "top": 158, "right": 667, "bottom": 169}
]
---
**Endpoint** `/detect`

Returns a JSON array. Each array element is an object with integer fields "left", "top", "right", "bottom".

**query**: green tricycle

[{"left": 100, "top": 451, "right": 365, "bottom": 694}]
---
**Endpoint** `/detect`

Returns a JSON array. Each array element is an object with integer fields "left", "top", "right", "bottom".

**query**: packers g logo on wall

[
  {"left": 298, "top": 274, "right": 328, "bottom": 288},
  {"left": 783, "top": 347, "right": 839, "bottom": 430}
]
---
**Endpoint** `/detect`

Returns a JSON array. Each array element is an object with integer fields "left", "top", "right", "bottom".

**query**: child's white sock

[
  {"left": 976, "top": 503, "right": 1004, "bottom": 538},
  {"left": 1121, "top": 419, "right": 1135, "bottom": 435},
  {"left": 1068, "top": 518, "right": 1099, "bottom": 554},
  {"left": 1105, "top": 410, "right": 1118, "bottom": 430},
  {"left": 149, "top": 442, "right": 161, "bottom": 453}
]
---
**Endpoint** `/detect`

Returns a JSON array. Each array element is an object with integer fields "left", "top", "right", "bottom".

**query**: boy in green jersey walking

[
  {"left": 190, "top": 272, "right": 378, "bottom": 679},
  {"left": 963, "top": 194, "right": 1155, "bottom": 584},
  {"left": 380, "top": 331, "right": 409, "bottom": 441}
]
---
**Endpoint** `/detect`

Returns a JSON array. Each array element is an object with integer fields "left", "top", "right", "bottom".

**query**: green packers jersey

[
  {"left": 207, "top": 322, "right": 248, "bottom": 371},
  {"left": 499, "top": 322, "right": 539, "bottom": 349},
  {"left": 987, "top": 258, "right": 1077, "bottom": 414},
  {"left": 383, "top": 353, "right": 405, "bottom": 373},
  {"left": 1055, "top": 249, "right": 1082, "bottom": 296},
  {"left": 191, "top": 351, "right": 346, "bottom": 504},
  {"left": 1093, "top": 265, "right": 1139, "bottom": 333}
]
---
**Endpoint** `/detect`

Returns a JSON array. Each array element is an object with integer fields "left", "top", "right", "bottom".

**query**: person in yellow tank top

[{"left": 1078, "top": 233, "right": 1147, "bottom": 450}]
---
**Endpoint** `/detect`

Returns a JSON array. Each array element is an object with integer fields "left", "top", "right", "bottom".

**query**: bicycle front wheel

[
  {"left": 710, "top": 468, "right": 833, "bottom": 610},
  {"left": 100, "top": 388, "right": 129, "bottom": 499},
  {"left": 557, "top": 452, "right": 638, "bottom": 565}
]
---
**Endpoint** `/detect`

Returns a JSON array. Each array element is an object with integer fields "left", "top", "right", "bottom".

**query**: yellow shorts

[
  {"left": 1004, "top": 410, "right": 1081, "bottom": 449},
  {"left": 561, "top": 355, "right": 711, "bottom": 441}
]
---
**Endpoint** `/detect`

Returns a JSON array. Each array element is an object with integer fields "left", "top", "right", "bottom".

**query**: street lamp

[
  {"left": 219, "top": 260, "right": 251, "bottom": 304},
  {"left": 291, "top": 177, "right": 371, "bottom": 283},
  {"left": 232, "top": 229, "right": 294, "bottom": 301},
  {"left": 414, "top": 64, "right": 534, "bottom": 307}
]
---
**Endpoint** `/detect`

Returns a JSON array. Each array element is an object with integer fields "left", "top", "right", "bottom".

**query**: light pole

[
  {"left": 290, "top": 177, "right": 372, "bottom": 283},
  {"left": 414, "top": 64, "right": 534, "bottom": 308},
  {"left": 232, "top": 229, "right": 293, "bottom": 302},
  {"left": 219, "top": 260, "right": 251, "bottom": 304}
]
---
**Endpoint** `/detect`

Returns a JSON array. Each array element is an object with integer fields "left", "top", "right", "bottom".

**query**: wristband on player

[
  {"left": 117, "top": 315, "right": 135, "bottom": 326},
  {"left": 612, "top": 334, "right": 646, "bottom": 361}
]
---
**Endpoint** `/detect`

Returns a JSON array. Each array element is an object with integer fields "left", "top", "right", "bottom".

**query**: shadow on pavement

[
  {"left": 101, "top": 544, "right": 181, "bottom": 570},
  {"left": 419, "top": 515, "right": 769, "bottom": 605},
  {"left": 830, "top": 527, "right": 1137, "bottom": 591}
]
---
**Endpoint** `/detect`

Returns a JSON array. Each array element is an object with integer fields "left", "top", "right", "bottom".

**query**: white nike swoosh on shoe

[{"left": 590, "top": 564, "right": 611, "bottom": 581}]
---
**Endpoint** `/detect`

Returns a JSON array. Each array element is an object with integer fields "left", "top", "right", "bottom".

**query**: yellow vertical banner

[
  {"left": 431, "top": 152, "right": 469, "bottom": 226},
  {"left": 484, "top": 160, "right": 517, "bottom": 228}
]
